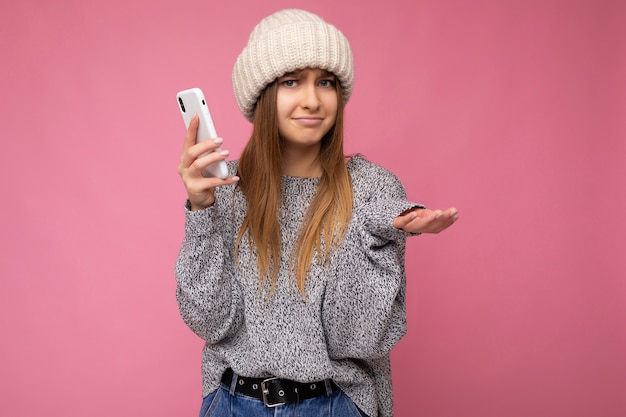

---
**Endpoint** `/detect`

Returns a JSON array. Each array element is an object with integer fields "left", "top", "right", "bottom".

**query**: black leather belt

[{"left": 221, "top": 368, "right": 339, "bottom": 407}]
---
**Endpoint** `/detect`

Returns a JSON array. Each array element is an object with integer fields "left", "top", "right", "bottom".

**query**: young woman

[{"left": 175, "top": 9, "right": 458, "bottom": 417}]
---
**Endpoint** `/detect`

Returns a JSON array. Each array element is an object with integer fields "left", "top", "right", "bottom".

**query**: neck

[{"left": 281, "top": 143, "right": 322, "bottom": 178}]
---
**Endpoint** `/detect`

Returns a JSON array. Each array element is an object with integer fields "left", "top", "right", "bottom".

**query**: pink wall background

[{"left": 1, "top": 0, "right": 624, "bottom": 416}]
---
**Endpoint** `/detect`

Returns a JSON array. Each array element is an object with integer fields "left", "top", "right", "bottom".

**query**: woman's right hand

[{"left": 177, "top": 115, "right": 239, "bottom": 211}]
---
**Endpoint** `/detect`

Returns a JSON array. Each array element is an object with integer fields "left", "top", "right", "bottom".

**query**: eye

[
  {"left": 318, "top": 79, "right": 335, "bottom": 88},
  {"left": 282, "top": 79, "right": 298, "bottom": 87}
]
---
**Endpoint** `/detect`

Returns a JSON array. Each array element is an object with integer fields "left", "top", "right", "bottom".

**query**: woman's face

[{"left": 275, "top": 68, "right": 338, "bottom": 150}]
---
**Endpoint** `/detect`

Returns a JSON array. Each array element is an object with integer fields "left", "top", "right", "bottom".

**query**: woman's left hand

[{"left": 393, "top": 207, "right": 459, "bottom": 234}]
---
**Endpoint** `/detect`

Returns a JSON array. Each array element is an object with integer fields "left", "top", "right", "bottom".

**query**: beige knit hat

[{"left": 232, "top": 9, "right": 355, "bottom": 121}]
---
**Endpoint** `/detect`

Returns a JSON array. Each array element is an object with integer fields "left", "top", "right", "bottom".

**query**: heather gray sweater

[{"left": 175, "top": 154, "right": 422, "bottom": 417}]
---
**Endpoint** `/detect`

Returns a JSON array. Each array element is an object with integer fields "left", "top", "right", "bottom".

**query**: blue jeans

[{"left": 199, "top": 383, "right": 369, "bottom": 417}]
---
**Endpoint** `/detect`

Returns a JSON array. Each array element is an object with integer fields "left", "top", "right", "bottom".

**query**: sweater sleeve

[
  {"left": 174, "top": 201, "right": 243, "bottom": 344},
  {"left": 323, "top": 167, "right": 422, "bottom": 360}
]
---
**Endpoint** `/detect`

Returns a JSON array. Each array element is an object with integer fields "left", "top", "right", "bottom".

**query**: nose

[{"left": 300, "top": 81, "right": 321, "bottom": 110}]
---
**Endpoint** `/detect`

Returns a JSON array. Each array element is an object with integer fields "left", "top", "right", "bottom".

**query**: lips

[{"left": 292, "top": 117, "right": 324, "bottom": 126}]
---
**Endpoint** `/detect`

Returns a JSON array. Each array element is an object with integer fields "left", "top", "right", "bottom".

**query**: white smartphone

[{"left": 176, "top": 88, "right": 229, "bottom": 179}]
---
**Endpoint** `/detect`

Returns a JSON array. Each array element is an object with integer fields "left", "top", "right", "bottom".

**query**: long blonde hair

[{"left": 235, "top": 79, "right": 353, "bottom": 296}]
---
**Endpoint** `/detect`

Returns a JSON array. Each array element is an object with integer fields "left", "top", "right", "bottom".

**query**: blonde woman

[{"left": 175, "top": 9, "right": 458, "bottom": 417}]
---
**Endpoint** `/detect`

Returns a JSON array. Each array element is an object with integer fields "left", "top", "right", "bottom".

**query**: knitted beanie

[{"left": 232, "top": 9, "right": 354, "bottom": 121}]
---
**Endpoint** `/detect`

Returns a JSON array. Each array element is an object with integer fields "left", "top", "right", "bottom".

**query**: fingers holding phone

[
  {"left": 177, "top": 132, "right": 239, "bottom": 210},
  {"left": 180, "top": 115, "right": 224, "bottom": 172}
]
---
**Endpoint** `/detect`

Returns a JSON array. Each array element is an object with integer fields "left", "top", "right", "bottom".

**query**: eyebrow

[{"left": 280, "top": 69, "right": 334, "bottom": 78}]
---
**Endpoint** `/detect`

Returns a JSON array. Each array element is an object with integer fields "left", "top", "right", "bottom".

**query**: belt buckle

[{"left": 261, "top": 377, "right": 288, "bottom": 408}]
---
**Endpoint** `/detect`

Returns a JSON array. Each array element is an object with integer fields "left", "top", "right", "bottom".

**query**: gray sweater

[{"left": 175, "top": 154, "right": 422, "bottom": 417}]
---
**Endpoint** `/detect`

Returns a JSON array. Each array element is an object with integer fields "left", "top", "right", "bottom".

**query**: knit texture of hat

[{"left": 232, "top": 9, "right": 354, "bottom": 121}]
